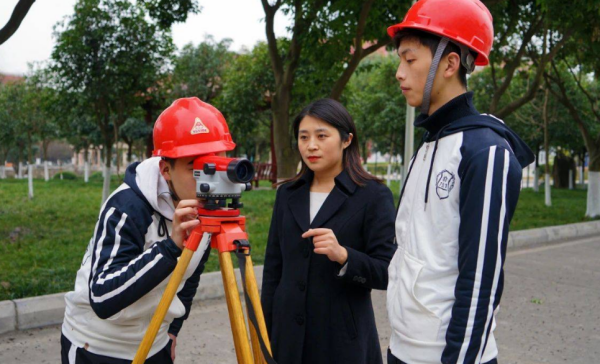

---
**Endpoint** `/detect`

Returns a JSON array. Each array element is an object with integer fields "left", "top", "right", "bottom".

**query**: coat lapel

[
  {"left": 310, "top": 169, "right": 357, "bottom": 229},
  {"left": 310, "top": 186, "right": 348, "bottom": 229},
  {"left": 287, "top": 169, "right": 358, "bottom": 231},
  {"left": 288, "top": 177, "right": 311, "bottom": 233}
]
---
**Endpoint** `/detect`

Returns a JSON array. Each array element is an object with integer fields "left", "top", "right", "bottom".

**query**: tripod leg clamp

[{"left": 234, "top": 239, "right": 251, "bottom": 255}]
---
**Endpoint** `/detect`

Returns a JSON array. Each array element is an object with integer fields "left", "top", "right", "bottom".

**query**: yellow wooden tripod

[{"left": 132, "top": 210, "right": 273, "bottom": 364}]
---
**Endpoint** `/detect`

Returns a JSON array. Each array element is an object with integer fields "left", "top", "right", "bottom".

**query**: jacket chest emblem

[{"left": 436, "top": 170, "right": 455, "bottom": 200}]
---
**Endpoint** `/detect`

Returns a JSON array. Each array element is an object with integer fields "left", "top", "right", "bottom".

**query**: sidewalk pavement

[{"left": 1, "top": 234, "right": 599, "bottom": 363}]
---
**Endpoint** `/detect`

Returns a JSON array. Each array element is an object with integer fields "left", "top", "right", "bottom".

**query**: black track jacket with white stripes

[
  {"left": 387, "top": 92, "right": 535, "bottom": 364},
  {"left": 62, "top": 158, "right": 211, "bottom": 360}
]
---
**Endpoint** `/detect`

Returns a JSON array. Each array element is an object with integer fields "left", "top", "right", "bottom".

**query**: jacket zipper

[{"left": 399, "top": 142, "right": 430, "bottom": 248}]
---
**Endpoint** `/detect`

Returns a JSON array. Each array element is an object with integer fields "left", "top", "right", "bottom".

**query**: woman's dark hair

[
  {"left": 393, "top": 29, "right": 476, "bottom": 87},
  {"left": 281, "top": 98, "right": 383, "bottom": 187}
]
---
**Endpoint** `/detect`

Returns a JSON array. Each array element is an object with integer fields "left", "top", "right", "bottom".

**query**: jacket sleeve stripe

[
  {"left": 456, "top": 145, "right": 499, "bottom": 363},
  {"left": 96, "top": 212, "right": 128, "bottom": 283},
  {"left": 90, "top": 253, "right": 164, "bottom": 303},
  {"left": 475, "top": 149, "right": 509, "bottom": 362},
  {"left": 90, "top": 207, "right": 116, "bottom": 287},
  {"left": 96, "top": 246, "right": 155, "bottom": 285}
]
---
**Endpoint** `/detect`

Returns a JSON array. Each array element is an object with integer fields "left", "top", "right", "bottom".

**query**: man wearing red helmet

[
  {"left": 386, "top": 1, "right": 534, "bottom": 364},
  {"left": 61, "top": 98, "right": 235, "bottom": 363}
]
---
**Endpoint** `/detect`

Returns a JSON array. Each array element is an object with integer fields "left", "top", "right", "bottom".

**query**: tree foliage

[
  {"left": 172, "top": 36, "right": 234, "bottom": 103},
  {"left": 346, "top": 54, "right": 407, "bottom": 163}
]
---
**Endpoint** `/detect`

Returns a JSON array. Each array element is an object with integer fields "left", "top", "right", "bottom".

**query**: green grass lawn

[{"left": 0, "top": 178, "right": 593, "bottom": 301}]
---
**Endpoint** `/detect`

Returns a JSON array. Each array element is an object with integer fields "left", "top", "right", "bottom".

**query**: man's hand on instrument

[{"left": 171, "top": 199, "right": 200, "bottom": 250}]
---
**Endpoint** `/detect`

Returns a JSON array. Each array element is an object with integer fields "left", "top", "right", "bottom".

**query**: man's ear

[
  {"left": 159, "top": 159, "right": 172, "bottom": 181},
  {"left": 444, "top": 52, "right": 461, "bottom": 79}
]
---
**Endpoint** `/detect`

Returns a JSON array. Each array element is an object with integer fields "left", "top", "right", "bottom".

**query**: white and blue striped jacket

[
  {"left": 388, "top": 93, "right": 534, "bottom": 364},
  {"left": 62, "top": 158, "right": 211, "bottom": 360}
]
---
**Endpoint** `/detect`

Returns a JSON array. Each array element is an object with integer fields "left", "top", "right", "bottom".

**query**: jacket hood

[
  {"left": 440, "top": 115, "right": 535, "bottom": 168},
  {"left": 124, "top": 157, "right": 175, "bottom": 220},
  {"left": 404, "top": 92, "right": 535, "bottom": 208},
  {"left": 415, "top": 92, "right": 535, "bottom": 168}
]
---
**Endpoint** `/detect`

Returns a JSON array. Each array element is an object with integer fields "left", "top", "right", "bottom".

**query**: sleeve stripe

[
  {"left": 91, "top": 253, "right": 164, "bottom": 303},
  {"left": 475, "top": 149, "right": 509, "bottom": 363},
  {"left": 96, "top": 212, "right": 128, "bottom": 284},
  {"left": 96, "top": 245, "right": 155, "bottom": 285},
  {"left": 457, "top": 146, "right": 497, "bottom": 363},
  {"left": 90, "top": 207, "right": 116, "bottom": 288}
]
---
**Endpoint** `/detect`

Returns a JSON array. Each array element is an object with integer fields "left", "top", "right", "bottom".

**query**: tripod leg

[
  {"left": 220, "top": 251, "right": 254, "bottom": 364},
  {"left": 244, "top": 255, "right": 272, "bottom": 364},
  {"left": 132, "top": 247, "right": 196, "bottom": 364}
]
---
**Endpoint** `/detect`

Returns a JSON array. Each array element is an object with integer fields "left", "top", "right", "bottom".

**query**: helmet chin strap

[
  {"left": 420, "top": 37, "right": 477, "bottom": 115},
  {"left": 420, "top": 37, "right": 450, "bottom": 116}
]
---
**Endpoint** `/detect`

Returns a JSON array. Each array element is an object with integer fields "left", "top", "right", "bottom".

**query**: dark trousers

[
  {"left": 387, "top": 348, "right": 498, "bottom": 364},
  {"left": 61, "top": 333, "right": 173, "bottom": 364}
]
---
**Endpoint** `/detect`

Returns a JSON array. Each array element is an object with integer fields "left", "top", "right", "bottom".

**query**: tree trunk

[
  {"left": 552, "top": 151, "right": 576, "bottom": 189},
  {"left": 544, "top": 174, "right": 551, "bottom": 206},
  {"left": 44, "top": 161, "right": 49, "bottom": 181},
  {"left": 145, "top": 133, "right": 154, "bottom": 159},
  {"left": 114, "top": 123, "right": 121, "bottom": 178},
  {"left": 534, "top": 164, "right": 540, "bottom": 192},
  {"left": 127, "top": 142, "right": 133, "bottom": 163},
  {"left": 580, "top": 152, "right": 585, "bottom": 186},
  {"left": 43, "top": 140, "right": 49, "bottom": 162},
  {"left": 569, "top": 169, "right": 573, "bottom": 190},
  {"left": 271, "top": 93, "right": 299, "bottom": 180},
  {"left": 547, "top": 65, "right": 599, "bottom": 217},
  {"left": 587, "top": 171, "right": 600, "bottom": 218},
  {"left": 0, "top": 165, "right": 5, "bottom": 179},
  {"left": 102, "top": 143, "right": 113, "bottom": 204},
  {"left": 587, "top": 152, "right": 600, "bottom": 218},
  {"left": 28, "top": 163, "right": 34, "bottom": 200},
  {"left": 144, "top": 105, "right": 155, "bottom": 158},
  {"left": 543, "top": 89, "right": 551, "bottom": 206},
  {"left": 84, "top": 147, "right": 89, "bottom": 183}
]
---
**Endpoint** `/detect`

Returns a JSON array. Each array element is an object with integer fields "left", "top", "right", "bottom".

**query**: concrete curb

[
  {"left": 0, "top": 266, "right": 264, "bottom": 335},
  {"left": 507, "top": 220, "right": 600, "bottom": 250},
  {"left": 1, "top": 220, "right": 599, "bottom": 336}
]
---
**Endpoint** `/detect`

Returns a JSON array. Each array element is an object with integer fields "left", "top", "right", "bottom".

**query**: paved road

[{"left": 1, "top": 236, "right": 599, "bottom": 363}]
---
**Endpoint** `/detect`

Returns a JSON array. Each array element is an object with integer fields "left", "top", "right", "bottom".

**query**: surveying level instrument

[{"left": 133, "top": 156, "right": 276, "bottom": 364}]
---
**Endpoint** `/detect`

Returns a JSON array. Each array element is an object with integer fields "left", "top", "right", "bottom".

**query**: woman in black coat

[{"left": 261, "top": 99, "right": 397, "bottom": 364}]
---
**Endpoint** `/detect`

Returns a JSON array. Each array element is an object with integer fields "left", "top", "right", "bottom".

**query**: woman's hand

[
  {"left": 168, "top": 333, "right": 177, "bottom": 361},
  {"left": 302, "top": 228, "right": 348, "bottom": 265}
]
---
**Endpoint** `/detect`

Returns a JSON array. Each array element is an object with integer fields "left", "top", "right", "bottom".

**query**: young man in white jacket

[
  {"left": 386, "top": 1, "right": 535, "bottom": 363},
  {"left": 61, "top": 98, "right": 237, "bottom": 363}
]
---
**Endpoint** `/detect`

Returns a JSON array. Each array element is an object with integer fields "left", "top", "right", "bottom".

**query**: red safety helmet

[
  {"left": 152, "top": 97, "right": 236, "bottom": 159},
  {"left": 387, "top": 0, "right": 494, "bottom": 66}
]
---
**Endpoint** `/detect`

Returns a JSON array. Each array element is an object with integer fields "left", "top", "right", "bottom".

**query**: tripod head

[{"left": 192, "top": 154, "right": 255, "bottom": 214}]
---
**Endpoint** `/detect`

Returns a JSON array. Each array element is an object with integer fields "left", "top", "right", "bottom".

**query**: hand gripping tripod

[{"left": 132, "top": 207, "right": 275, "bottom": 364}]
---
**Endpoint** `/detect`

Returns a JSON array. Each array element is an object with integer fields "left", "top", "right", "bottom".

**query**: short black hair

[
  {"left": 393, "top": 29, "right": 476, "bottom": 87},
  {"left": 162, "top": 157, "right": 176, "bottom": 168}
]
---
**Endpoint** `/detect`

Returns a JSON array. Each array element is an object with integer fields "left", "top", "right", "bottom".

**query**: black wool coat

[{"left": 261, "top": 169, "right": 397, "bottom": 364}]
